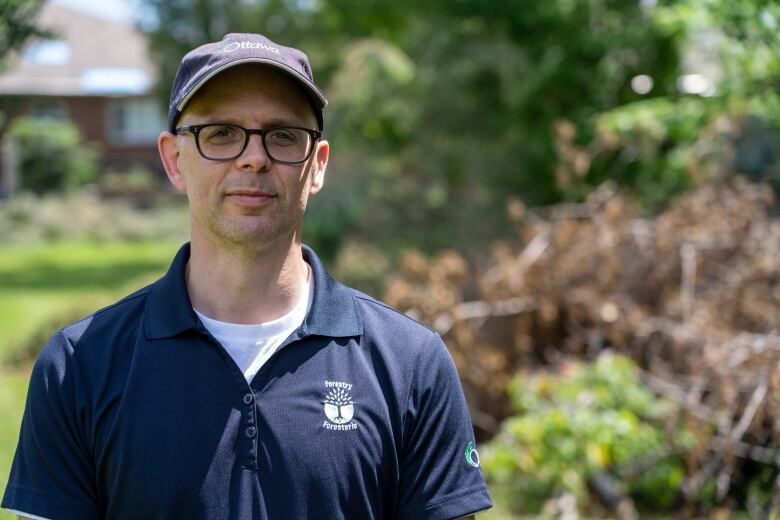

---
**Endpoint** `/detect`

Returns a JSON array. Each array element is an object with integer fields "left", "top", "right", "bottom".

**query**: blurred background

[{"left": 1, "top": 0, "right": 780, "bottom": 517}]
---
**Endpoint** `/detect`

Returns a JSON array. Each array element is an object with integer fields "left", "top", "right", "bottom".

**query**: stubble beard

[{"left": 193, "top": 198, "right": 306, "bottom": 252}]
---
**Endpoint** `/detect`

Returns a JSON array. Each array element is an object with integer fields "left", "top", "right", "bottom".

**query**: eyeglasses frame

[{"left": 175, "top": 123, "right": 323, "bottom": 164}]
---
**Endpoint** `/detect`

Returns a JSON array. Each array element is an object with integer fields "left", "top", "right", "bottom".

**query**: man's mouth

[{"left": 225, "top": 190, "right": 276, "bottom": 206}]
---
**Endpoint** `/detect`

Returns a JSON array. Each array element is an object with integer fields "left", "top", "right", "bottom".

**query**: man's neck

[{"left": 185, "top": 234, "right": 309, "bottom": 324}]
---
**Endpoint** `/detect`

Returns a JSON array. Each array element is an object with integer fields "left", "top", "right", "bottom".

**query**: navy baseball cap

[{"left": 168, "top": 33, "right": 327, "bottom": 132}]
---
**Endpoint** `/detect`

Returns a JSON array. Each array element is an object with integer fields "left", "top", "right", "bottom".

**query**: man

[{"left": 2, "top": 33, "right": 492, "bottom": 519}]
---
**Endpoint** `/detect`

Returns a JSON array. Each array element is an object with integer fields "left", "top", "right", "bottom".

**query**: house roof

[{"left": 0, "top": 2, "right": 158, "bottom": 97}]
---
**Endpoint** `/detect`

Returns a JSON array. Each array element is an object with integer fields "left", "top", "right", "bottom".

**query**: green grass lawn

[
  {"left": 0, "top": 367, "right": 31, "bottom": 520},
  {"left": 0, "top": 240, "right": 182, "bottom": 362}
]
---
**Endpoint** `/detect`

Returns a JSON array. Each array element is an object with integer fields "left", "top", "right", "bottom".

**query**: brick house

[{"left": 0, "top": 1, "right": 166, "bottom": 197}]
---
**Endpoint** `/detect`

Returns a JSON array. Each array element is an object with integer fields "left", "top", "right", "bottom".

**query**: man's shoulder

[
  {"left": 31, "top": 281, "right": 158, "bottom": 384},
  {"left": 344, "top": 286, "right": 438, "bottom": 342},
  {"left": 58, "top": 282, "right": 154, "bottom": 347}
]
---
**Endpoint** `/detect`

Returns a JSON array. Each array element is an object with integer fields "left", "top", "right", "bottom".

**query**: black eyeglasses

[{"left": 175, "top": 123, "right": 322, "bottom": 164}]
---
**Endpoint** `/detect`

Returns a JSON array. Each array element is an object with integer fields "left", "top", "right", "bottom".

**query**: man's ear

[
  {"left": 158, "top": 131, "right": 187, "bottom": 193},
  {"left": 308, "top": 139, "right": 329, "bottom": 196}
]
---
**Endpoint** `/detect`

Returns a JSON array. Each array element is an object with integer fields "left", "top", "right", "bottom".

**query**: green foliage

[
  {"left": 8, "top": 116, "right": 99, "bottom": 194},
  {"left": 98, "top": 167, "right": 160, "bottom": 195},
  {"left": 0, "top": 0, "right": 47, "bottom": 69},
  {"left": 316, "top": 1, "right": 685, "bottom": 251},
  {"left": 572, "top": 96, "right": 718, "bottom": 210},
  {"left": 0, "top": 190, "right": 188, "bottom": 244},
  {"left": 571, "top": 0, "right": 780, "bottom": 210},
  {"left": 482, "top": 353, "right": 693, "bottom": 515}
]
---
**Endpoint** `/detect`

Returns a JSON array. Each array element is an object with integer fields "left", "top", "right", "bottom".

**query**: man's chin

[{"left": 208, "top": 219, "right": 294, "bottom": 248}]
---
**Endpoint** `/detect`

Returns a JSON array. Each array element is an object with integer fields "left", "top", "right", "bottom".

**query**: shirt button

[
  {"left": 243, "top": 393, "right": 254, "bottom": 405},
  {"left": 245, "top": 426, "right": 257, "bottom": 439}
]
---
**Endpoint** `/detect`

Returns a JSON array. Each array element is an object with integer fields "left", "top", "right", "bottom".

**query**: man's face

[{"left": 159, "top": 65, "right": 328, "bottom": 249}]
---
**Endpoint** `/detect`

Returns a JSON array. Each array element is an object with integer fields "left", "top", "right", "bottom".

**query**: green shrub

[
  {"left": 0, "top": 190, "right": 188, "bottom": 245},
  {"left": 482, "top": 352, "right": 694, "bottom": 515},
  {"left": 98, "top": 167, "right": 160, "bottom": 195},
  {"left": 8, "top": 116, "right": 99, "bottom": 194}
]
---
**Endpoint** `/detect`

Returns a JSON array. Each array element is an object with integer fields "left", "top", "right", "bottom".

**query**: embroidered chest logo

[{"left": 322, "top": 380, "right": 357, "bottom": 431}]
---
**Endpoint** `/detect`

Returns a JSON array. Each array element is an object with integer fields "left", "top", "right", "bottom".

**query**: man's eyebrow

[{"left": 192, "top": 118, "right": 241, "bottom": 126}]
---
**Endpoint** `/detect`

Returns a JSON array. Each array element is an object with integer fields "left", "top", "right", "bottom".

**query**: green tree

[
  {"left": 0, "top": 0, "right": 47, "bottom": 69},
  {"left": 561, "top": 0, "right": 780, "bottom": 210},
  {"left": 317, "top": 0, "right": 684, "bottom": 252}
]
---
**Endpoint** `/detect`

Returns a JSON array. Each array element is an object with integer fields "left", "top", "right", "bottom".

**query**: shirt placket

[
  {"left": 196, "top": 324, "right": 262, "bottom": 470},
  {"left": 242, "top": 390, "right": 258, "bottom": 469}
]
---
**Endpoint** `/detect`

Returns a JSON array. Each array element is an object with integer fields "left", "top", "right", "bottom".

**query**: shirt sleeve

[
  {"left": 2, "top": 331, "right": 99, "bottom": 520},
  {"left": 398, "top": 332, "right": 492, "bottom": 519}
]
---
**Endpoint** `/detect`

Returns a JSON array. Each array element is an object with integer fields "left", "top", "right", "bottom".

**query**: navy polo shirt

[{"left": 3, "top": 244, "right": 492, "bottom": 519}]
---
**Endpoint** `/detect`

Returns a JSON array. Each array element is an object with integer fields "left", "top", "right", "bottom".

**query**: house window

[
  {"left": 108, "top": 97, "right": 166, "bottom": 145},
  {"left": 29, "top": 101, "right": 69, "bottom": 120},
  {"left": 81, "top": 68, "right": 150, "bottom": 95},
  {"left": 23, "top": 40, "right": 71, "bottom": 65}
]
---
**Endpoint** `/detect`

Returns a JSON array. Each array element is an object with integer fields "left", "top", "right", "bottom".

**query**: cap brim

[{"left": 176, "top": 57, "right": 328, "bottom": 113}]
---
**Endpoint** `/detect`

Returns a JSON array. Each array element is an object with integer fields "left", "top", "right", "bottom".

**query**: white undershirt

[{"left": 194, "top": 267, "right": 313, "bottom": 383}]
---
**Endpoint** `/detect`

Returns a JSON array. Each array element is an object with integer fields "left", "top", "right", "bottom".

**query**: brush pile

[{"left": 384, "top": 178, "right": 780, "bottom": 504}]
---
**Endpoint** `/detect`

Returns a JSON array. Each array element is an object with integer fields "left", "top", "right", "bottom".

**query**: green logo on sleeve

[{"left": 464, "top": 441, "right": 481, "bottom": 468}]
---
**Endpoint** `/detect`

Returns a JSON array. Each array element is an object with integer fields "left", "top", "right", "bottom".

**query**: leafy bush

[
  {"left": 8, "top": 116, "right": 99, "bottom": 194},
  {"left": 569, "top": 97, "right": 717, "bottom": 212},
  {"left": 0, "top": 190, "right": 188, "bottom": 245},
  {"left": 98, "top": 167, "right": 160, "bottom": 196},
  {"left": 482, "top": 353, "right": 693, "bottom": 515}
]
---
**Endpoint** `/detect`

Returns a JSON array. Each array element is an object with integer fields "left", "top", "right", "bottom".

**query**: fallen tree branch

[
  {"left": 708, "top": 436, "right": 780, "bottom": 467},
  {"left": 431, "top": 296, "right": 537, "bottom": 335},
  {"left": 728, "top": 380, "right": 768, "bottom": 444}
]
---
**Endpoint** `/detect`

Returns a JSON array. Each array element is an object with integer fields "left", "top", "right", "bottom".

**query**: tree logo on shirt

[
  {"left": 464, "top": 441, "right": 481, "bottom": 468},
  {"left": 322, "top": 380, "right": 357, "bottom": 430}
]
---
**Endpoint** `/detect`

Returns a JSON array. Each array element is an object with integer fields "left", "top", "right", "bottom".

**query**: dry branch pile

[{"left": 384, "top": 178, "right": 780, "bottom": 501}]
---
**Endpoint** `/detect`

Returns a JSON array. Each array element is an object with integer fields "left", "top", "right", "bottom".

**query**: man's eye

[
  {"left": 267, "top": 129, "right": 302, "bottom": 147},
  {"left": 272, "top": 130, "right": 295, "bottom": 141},
  {"left": 204, "top": 126, "right": 241, "bottom": 141}
]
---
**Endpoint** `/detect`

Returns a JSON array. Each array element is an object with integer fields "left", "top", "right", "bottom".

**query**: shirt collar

[{"left": 144, "top": 243, "right": 363, "bottom": 340}]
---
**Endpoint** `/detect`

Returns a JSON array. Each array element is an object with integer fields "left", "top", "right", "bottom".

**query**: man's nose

[{"left": 237, "top": 133, "right": 272, "bottom": 171}]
